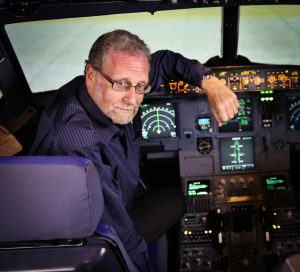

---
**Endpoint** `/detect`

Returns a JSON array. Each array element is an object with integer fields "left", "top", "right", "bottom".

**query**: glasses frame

[{"left": 93, "top": 66, "right": 151, "bottom": 94}]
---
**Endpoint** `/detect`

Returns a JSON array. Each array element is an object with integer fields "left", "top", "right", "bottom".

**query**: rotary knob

[
  {"left": 278, "top": 74, "right": 288, "bottom": 83},
  {"left": 268, "top": 75, "right": 276, "bottom": 84},
  {"left": 254, "top": 76, "right": 262, "bottom": 86}
]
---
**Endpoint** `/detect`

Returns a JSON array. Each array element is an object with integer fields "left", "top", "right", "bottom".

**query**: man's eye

[
  {"left": 116, "top": 80, "right": 130, "bottom": 87},
  {"left": 137, "top": 84, "right": 146, "bottom": 89}
]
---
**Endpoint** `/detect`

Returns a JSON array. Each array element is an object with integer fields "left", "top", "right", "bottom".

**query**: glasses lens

[
  {"left": 135, "top": 84, "right": 146, "bottom": 94},
  {"left": 135, "top": 84, "right": 152, "bottom": 94},
  {"left": 143, "top": 85, "right": 152, "bottom": 94},
  {"left": 113, "top": 80, "right": 131, "bottom": 92}
]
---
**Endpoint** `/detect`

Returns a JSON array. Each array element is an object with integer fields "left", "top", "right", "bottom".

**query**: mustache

[{"left": 114, "top": 103, "right": 139, "bottom": 111}]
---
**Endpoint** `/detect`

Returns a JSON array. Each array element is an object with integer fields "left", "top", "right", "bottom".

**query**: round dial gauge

[{"left": 197, "top": 137, "right": 213, "bottom": 154}]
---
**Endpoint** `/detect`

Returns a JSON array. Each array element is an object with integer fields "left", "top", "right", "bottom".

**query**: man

[{"left": 30, "top": 29, "right": 239, "bottom": 271}]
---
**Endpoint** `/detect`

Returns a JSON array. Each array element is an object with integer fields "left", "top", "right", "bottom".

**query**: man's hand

[{"left": 201, "top": 76, "right": 239, "bottom": 127}]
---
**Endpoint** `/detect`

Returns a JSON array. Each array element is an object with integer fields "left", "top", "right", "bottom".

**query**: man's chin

[{"left": 111, "top": 115, "right": 134, "bottom": 125}]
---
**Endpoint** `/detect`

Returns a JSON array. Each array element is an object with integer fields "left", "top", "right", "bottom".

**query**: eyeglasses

[{"left": 93, "top": 67, "right": 151, "bottom": 94}]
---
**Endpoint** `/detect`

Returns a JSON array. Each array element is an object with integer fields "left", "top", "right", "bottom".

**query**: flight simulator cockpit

[{"left": 0, "top": 1, "right": 300, "bottom": 271}]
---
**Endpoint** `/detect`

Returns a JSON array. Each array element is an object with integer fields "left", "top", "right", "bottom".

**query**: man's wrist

[{"left": 200, "top": 72, "right": 212, "bottom": 89}]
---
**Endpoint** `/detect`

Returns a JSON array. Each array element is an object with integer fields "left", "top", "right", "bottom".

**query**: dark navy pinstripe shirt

[
  {"left": 50, "top": 83, "right": 149, "bottom": 268},
  {"left": 30, "top": 50, "right": 211, "bottom": 271}
]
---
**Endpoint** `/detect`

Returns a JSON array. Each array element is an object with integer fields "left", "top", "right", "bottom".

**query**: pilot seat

[{"left": 0, "top": 155, "right": 138, "bottom": 272}]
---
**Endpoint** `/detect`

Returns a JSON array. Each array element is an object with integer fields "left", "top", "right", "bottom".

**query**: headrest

[{"left": 0, "top": 156, "right": 103, "bottom": 243}]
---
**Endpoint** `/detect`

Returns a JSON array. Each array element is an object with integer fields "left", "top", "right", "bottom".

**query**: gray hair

[{"left": 85, "top": 29, "right": 151, "bottom": 71}]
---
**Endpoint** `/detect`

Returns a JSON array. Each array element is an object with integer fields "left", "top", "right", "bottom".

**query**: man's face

[{"left": 86, "top": 51, "right": 149, "bottom": 125}]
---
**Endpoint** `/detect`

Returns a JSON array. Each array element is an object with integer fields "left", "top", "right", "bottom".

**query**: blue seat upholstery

[{"left": 0, "top": 156, "right": 138, "bottom": 272}]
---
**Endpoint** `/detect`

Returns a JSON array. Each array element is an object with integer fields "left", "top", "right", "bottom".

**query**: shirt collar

[{"left": 77, "top": 81, "right": 123, "bottom": 143}]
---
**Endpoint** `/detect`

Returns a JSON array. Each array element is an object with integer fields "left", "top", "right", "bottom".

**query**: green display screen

[
  {"left": 187, "top": 180, "right": 210, "bottom": 196},
  {"left": 265, "top": 175, "right": 287, "bottom": 190}
]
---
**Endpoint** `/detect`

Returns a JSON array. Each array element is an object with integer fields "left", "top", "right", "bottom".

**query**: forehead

[{"left": 103, "top": 51, "right": 150, "bottom": 76}]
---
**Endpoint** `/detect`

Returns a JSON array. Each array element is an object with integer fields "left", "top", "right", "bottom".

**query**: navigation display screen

[
  {"left": 140, "top": 102, "right": 177, "bottom": 140},
  {"left": 288, "top": 96, "right": 300, "bottom": 131},
  {"left": 220, "top": 136, "right": 255, "bottom": 172}
]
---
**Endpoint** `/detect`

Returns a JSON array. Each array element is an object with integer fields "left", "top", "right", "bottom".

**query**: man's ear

[
  {"left": 85, "top": 64, "right": 95, "bottom": 83},
  {"left": 85, "top": 64, "right": 97, "bottom": 94},
  {"left": 85, "top": 64, "right": 96, "bottom": 97}
]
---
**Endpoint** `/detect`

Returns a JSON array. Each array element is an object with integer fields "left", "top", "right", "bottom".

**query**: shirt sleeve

[{"left": 149, "top": 49, "right": 211, "bottom": 91}]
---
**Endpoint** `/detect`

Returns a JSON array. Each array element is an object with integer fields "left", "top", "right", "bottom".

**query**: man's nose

[{"left": 124, "top": 86, "right": 139, "bottom": 104}]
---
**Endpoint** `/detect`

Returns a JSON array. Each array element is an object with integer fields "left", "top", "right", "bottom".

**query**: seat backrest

[
  {"left": 0, "top": 155, "right": 138, "bottom": 272},
  {"left": 0, "top": 155, "right": 103, "bottom": 242}
]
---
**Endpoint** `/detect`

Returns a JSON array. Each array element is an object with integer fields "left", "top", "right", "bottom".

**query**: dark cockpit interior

[{"left": 0, "top": 1, "right": 300, "bottom": 271}]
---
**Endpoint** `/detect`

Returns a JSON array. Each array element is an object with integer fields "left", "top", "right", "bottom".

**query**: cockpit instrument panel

[
  {"left": 212, "top": 66, "right": 300, "bottom": 92},
  {"left": 140, "top": 64, "right": 300, "bottom": 272}
]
